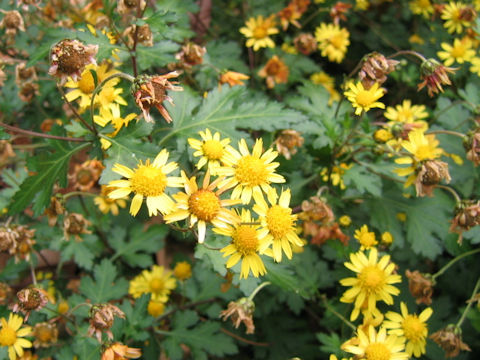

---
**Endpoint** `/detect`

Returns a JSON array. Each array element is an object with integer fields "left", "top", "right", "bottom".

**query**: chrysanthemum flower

[
  {"left": 409, "top": 0, "right": 434, "bottom": 19},
  {"left": 344, "top": 81, "right": 385, "bottom": 115},
  {"left": 417, "top": 58, "right": 457, "bottom": 97},
  {"left": 384, "top": 100, "right": 428, "bottom": 124},
  {"left": 214, "top": 209, "right": 270, "bottom": 279},
  {"left": 258, "top": 55, "right": 289, "bottom": 89},
  {"left": 381, "top": 231, "right": 393, "bottom": 245},
  {"left": 173, "top": 261, "right": 192, "bottom": 281},
  {"left": 0, "top": 313, "right": 32, "bottom": 360},
  {"left": 438, "top": 38, "right": 475, "bottom": 66},
  {"left": 354, "top": 225, "right": 378, "bottom": 250},
  {"left": 384, "top": 302, "right": 433, "bottom": 358},
  {"left": 278, "top": 4, "right": 302, "bottom": 30},
  {"left": 108, "top": 149, "right": 183, "bottom": 216},
  {"left": 315, "top": 23, "right": 350, "bottom": 63},
  {"left": 342, "top": 326, "right": 408, "bottom": 360},
  {"left": 187, "top": 129, "right": 233, "bottom": 175},
  {"left": 253, "top": 188, "right": 304, "bottom": 262},
  {"left": 94, "top": 185, "right": 127, "bottom": 215},
  {"left": 217, "top": 138, "right": 285, "bottom": 204},
  {"left": 129, "top": 265, "right": 176, "bottom": 302},
  {"left": 94, "top": 104, "right": 137, "bottom": 135},
  {"left": 164, "top": 171, "right": 239, "bottom": 243},
  {"left": 340, "top": 248, "right": 402, "bottom": 321},
  {"left": 239, "top": 15, "right": 279, "bottom": 51},
  {"left": 441, "top": 2, "right": 474, "bottom": 34}
]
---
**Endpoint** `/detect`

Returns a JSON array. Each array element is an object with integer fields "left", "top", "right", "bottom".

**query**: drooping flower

[
  {"left": 88, "top": 303, "right": 125, "bottom": 343},
  {"left": 32, "top": 322, "right": 58, "bottom": 348},
  {"left": 0, "top": 10, "right": 25, "bottom": 37},
  {"left": 414, "top": 159, "right": 451, "bottom": 197},
  {"left": 358, "top": 53, "right": 399, "bottom": 89},
  {"left": 438, "top": 38, "right": 475, "bottom": 66},
  {"left": 0, "top": 313, "right": 32, "bottom": 360},
  {"left": 274, "top": 129, "right": 304, "bottom": 160},
  {"left": 315, "top": 22, "right": 350, "bottom": 63},
  {"left": 430, "top": 324, "right": 471, "bottom": 358},
  {"left": 354, "top": 225, "right": 378, "bottom": 250},
  {"left": 219, "top": 71, "right": 250, "bottom": 87},
  {"left": 417, "top": 58, "right": 457, "bottom": 97},
  {"left": 124, "top": 24, "right": 153, "bottom": 48},
  {"left": 107, "top": 149, "right": 183, "bottom": 216},
  {"left": 129, "top": 265, "right": 176, "bottom": 302},
  {"left": 344, "top": 81, "right": 385, "bottom": 115},
  {"left": 63, "top": 212, "right": 92, "bottom": 241},
  {"left": 220, "top": 297, "right": 255, "bottom": 334},
  {"left": 94, "top": 185, "right": 127, "bottom": 215},
  {"left": 258, "top": 55, "right": 289, "bottom": 89},
  {"left": 13, "top": 288, "right": 49, "bottom": 321},
  {"left": 239, "top": 15, "right": 279, "bottom": 51},
  {"left": 101, "top": 342, "right": 142, "bottom": 360},
  {"left": 405, "top": 270, "right": 434, "bottom": 305},
  {"left": 441, "top": 2, "right": 475, "bottom": 34},
  {"left": 175, "top": 42, "right": 206, "bottom": 69}
]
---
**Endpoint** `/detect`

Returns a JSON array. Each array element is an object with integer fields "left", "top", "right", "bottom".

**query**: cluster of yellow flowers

[{"left": 107, "top": 129, "right": 304, "bottom": 279}]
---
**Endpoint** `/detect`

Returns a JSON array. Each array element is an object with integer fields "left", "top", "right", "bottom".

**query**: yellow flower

[
  {"left": 96, "top": 85, "right": 128, "bottom": 113},
  {"left": 438, "top": 38, "right": 475, "bottom": 66},
  {"left": 0, "top": 313, "right": 32, "bottom": 360},
  {"left": 441, "top": 2, "right": 473, "bottom": 34},
  {"left": 129, "top": 265, "right": 176, "bottom": 302},
  {"left": 239, "top": 15, "right": 279, "bottom": 51},
  {"left": 188, "top": 129, "right": 233, "bottom": 175},
  {"left": 409, "top": 0, "right": 434, "bottom": 19},
  {"left": 384, "top": 302, "right": 433, "bottom": 358},
  {"left": 214, "top": 209, "right": 270, "bottom": 279},
  {"left": 374, "top": 129, "right": 393, "bottom": 143},
  {"left": 381, "top": 231, "right": 393, "bottom": 245},
  {"left": 108, "top": 149, "right": 183, "bottom": 216},
  {"left": 355, "top": 0, "right": 370, "bottom": 10},
  {"left": 253, "top": 188, "right": 304, "bottom": 262},
  {"left": 94, "top": 185, "right": 127, "bottom": 215},
  {"left": 409, "top": 34, "right": 425, "bottom": 45},
  {"left": 217, "top": 138, "right": 285, "bottom": 204},
  {"left": 354, "top": 225, "right": 378, "bottom": 250},
  {"left": 344, "top": 81, "right": 385, "bottom": 115},
  {"left": 94, "top": 104, "right": 137, "bottom": 134},
  {"left": 315, "top": 23, "right": 350, "bottom": 63},
  {"left": 320, "top": 163, "right": 352, "bottom": 190},
  {"left": 384, "top": 100, "right": 428, "bottom": 124},
  {"left": 173, "top": 261, "right": 192, "bottom": 281},
  {"left": 310, "top": 72, "right": 340, "bottom": 105},
  {"left": 342, "top": 326, "right": 408, "bottom": 360},
  {"left": 469, "top": 57, "right": 480, "bottom": 76},
  {"left": 147, "top": 300, "right": 165, "bottom": 317},
  {"left": 340, "top": 248, "right": 402, "bottom": 321},
  {"left": 339, "top": 215, "right": 352, "bottom": 227},
  {"left": 281, "top": 43, "right": 298, "bottom": 54}
]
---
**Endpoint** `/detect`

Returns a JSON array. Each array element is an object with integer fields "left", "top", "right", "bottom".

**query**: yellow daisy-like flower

[
  {"left": 253, "top": 188, "right": 304, "bottom": 262},
  {"left": 173, "top": 261, "right": 192, "bottom": 281},
  {"left": 214, "top": 209, "right": 270, "bottom": 279},
  {"left": 320, "top": 163, "right": 353, "bottom": 190},
  {"left": 94, "top": 104, "right": 137, "bottom": 134},
  {"left": 339, "top": 215, "right": 352, "bottom": 227},
  {"left": 384, "top": 100, "right": 428, "bottom": 124},
  {"left": 384, "top": 302, "right": 433, "bottom": 358},
  {"left": 0, "top": 313, "right": 32, "bottom": 360},
  {"left": 381, "top": 231, "right": 393, "bottom": 245},
  {"left": 129, "top": 265, "right": 176, "bottom": 302},
  {"left": 94, "top": 185, "right": 127, "bottom": 215},
  {"left": 340, "top": 248, "right": 402, "bottom": 321},
  {"left": 164, "top": 171, "right": 239, "bottom": 243},
  {"left": 409, "top": 0, "right": 434, "bottom": 19},
  {"left": 354, "top": 225, "right": 378, "bottom": 250},
  {"left": 147, "top": 300, "right": 165, "bottom": 317},
  {"left": 342, "top": 326, "right": 408, "bottom": 360},
  {"left": 217, "top": 138, "right": 285, "bottom": 204},
  {"left": 108, "top": 149, "right": 183, "bottom": 216},
  {"left": 96, "top": 85, "right": 128, "bottom": 113},
  {"left": 441, "top": 2, "right": 473, "bottom": 34},
  {"left": 187, "top": 129, "right": 233, "bottom": 175},
  {"left": 315, "top": 23, "right": 350, "bottom": 63},
  {"left": 469, "top": 56, "right": 480, "bottom": 76},
  {"left": 438, "top": 38, "right": 475, "bottom": 66},
  {"left": 239, "top": 15, "right": 279, "bottom": 51},
  {"left": 344, "top": 82, "right": 385, "bottom": 115}
]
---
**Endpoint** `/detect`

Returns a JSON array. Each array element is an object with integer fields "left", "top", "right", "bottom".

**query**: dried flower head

[
  {"left": 274, "top": 129, "right": 304, "bottom": 160},
  {"left": 63, "top": 212, "right": 92, "bottom": 241},
  {"left": 0, "top": 224, "right": 35, "bottom": 261},
  {"left": 307, "top": 222, "right": 350, "bottom": 246},
  {"left": 175, "top": 43, "right": 206, "bottom": 69},
  {"left": 18, "top": 82, "right": 39, "bottom": 103},
  {"left": 33, "top": 322, "right": 58, "bottom": 348},
  {"left": 418, "top": 58, "right": 457, "bottom": 97},
  {"left": 88, "top": 303, "right": 125, "bottom": 342},
  {"left": 101, "top": 342, "right": 142, "bottom": 360},
  {"left": 430, "top": 324, "right": 471, "bottom": 358},
  {"left": 258, "top": 55, "right": 289, "bottom": 89},
  {"left": 13, "top": 287, "right": 49, "bottom": 321},
  {"left": 293, "top": 33, "right": 317, "bottom": 55},
  {"left": 132, "top": 72, "right": 183, "bottom": 123},
  {"left": 330, "top": 2, "right": 352, "bottom": 24},
  {"left": 277, "top": 4, "right": 302, "bottom": 30},
  {"left": 0, "top": 10, "right": 25, "bottom": 36},
  {"left": 0, "top": 225, "right": 18, "bottom": 254},
  {"left": 406, "top": 269, "right": 434, "bottom": 305},
  {"left": 117, "top": 0, "right": 146, "bottom": 16},
  {"left": 0, "top": 140, "right": 15, "bottom": 167},
  {"left": 15, "top": 63, "right": 37, "bottom": 86},
  {"left": 219, "top": 71, "right": 249, "bottom": 87},
  {"left": 48, "top": 39, "right": 98, "bottom": 84},
  {"left": 220, "top": 297, "right": 255, "bottom": 334},
  {"left": 0, "top": 282, "right": 12, "bottom": 305},
  {"left": 358, "top": 52, "right": 399, "bottom": 89},
  {"left": 123, "top": 24, "right": 153, "bottom": 48},
  {"left": 299, "top": 196, "right": 335, "bottom": 224},
  {"left": 415, "top": 159, "right": 451, "bottom": 197},
  {"left": 44, "top": 196, "right": 65, "bottom": 226},
  {"left": 464, "top": 130, "right": 480, "bottom": 166},
  {"left": 70, "top": 159, "right": 104, "bottom": 192},
  {"left": 450, "top": 200, "right": 480, "bottom": 242}
]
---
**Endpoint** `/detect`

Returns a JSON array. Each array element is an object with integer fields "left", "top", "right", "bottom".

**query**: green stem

[
  {"left": 62, "top": 191, "right": 98, "bottom": 201},
  {"left": 426, "top": 130, "right": 465, "bottom": 139},
  {"left": 319, "top": 294, "right": 356, "bottom": 331},
  {"left": 248, "top": 282, "right": 271, "bottom": 302},
  {"left": 432, "top": 248, "right": 480, "bottom": 281},
  {"left": 456, "top": 277, "right": 480, "bottom": 328},
  {"left": 436, "top": 185, "right": 461, "bottom": 203},
  {"left": 388, "top": 49, "right": 427, "bottom": 62}
]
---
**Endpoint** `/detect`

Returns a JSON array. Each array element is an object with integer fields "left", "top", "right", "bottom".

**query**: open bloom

[
  {"left": 344, "top": 81, "right": 385, "bottom": 115},
  {"left": 409, "top": 0, "right": 434, "bottom": 18},
  {"left": 239, "top": 15, "right": 278, "bottom": 51},
  {"left": 129, "top": 265, "right": 176, "bottom": 302},
  {"left": 438, "top": 38, "right": 475, "bottom": 66},
  {"left": 108, "top": 149, "right": 183, "bottom": 216},
  {"left": 0, "top": 313, "right": 32, "bottom": 360},
  {"left": 354, "top": 224, "right": 378, "bottom": 250},
  {"left": 315, "top": 23, "right": 350, "bottom": 63},
  {"left": 187, "top": 129, "right": 233, "bottom": 175},
  {"left": 441, "top": 2, "right": 475, "bottom": 34}
]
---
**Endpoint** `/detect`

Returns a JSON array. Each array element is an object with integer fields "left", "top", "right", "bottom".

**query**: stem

[
  {"left": 319, "top": 294, "right": 356, "bottom": 331},
  {"left": 29, "top": 258, "right": 37, "bottom": 285},
  {"left": 219, "top": 327, "right": 269, "bottom": 346},
  {"left": 388, "top": 50, "right": 427, "bottom": 63},
  {"left": 456, "top": 277, "right": 480, "bottom": 328},
  {"left": 426, "top": 130, "right": 466, "bottom": 139},
  {"left": 57, "top": 85, "right": 96, "bottom": 133},
  {"left": 432, "top": 248, "right": 480, "bottom": 281},
  {"left": 62, "top": 191, "right": 98, "bottom": 201},
  {"left": 248, "top": 282, "right": 271, "bottom": 302},
  {"left": 0, "top": 122, "right": 88, "bottom": 142},
  {"left": 436, "top": 185, "right": 461, "bottom": 203},
  {"left": 200, "top": 243, "right": 222, "bottom": 251}
]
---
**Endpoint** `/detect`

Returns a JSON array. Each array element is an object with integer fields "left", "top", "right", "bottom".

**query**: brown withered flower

[
  {"left": 18, "top": 82, "right": 40, "bottom": 103},
  {"left": 0, "top": 66, "right": 6, "bottom": 87},
  {"left": 70, "top": 159, "right": 104, "bottom": 192},
  {"left": 0, "top": 282, "right": 12, "bottom": 305},
  {"left": 13, "top": 225, "right": 36, "bottom": 262},
  {"left": 418, "top": 58, "right": 457, "bottom": 97},
  {"left": 88, "top": 303, "right": 125, "bottom": 342},
  {"left": 219, "top": 71, "right": 249, "bottom": 87},
  {"left": 44, "top": 196, "right": 65, "bottom": 226},
  {"left": 0, "top": 10, "right": 25, "bottom": 36},
  {"left": 63, "top": 212, "right": 92, "bottom": 241},
  {"left": 0, "top": 140, "right": 15, "bottom": 167},
  {"left": 405, "top": 270, "right": 434, "bottom": 305},
  {"left": 358, "top": 52, "right": 399, "bottom": 89},
  {"left": 307, "top": 222, "right": 349, "bottom": 246},
  {"left": 48, "top": 39, "right": 98, "bottom": 84},
  {"left": 175, "top": 43, "right": 206, "bottom": 69},
  {"left": 132, "top": 72, "right": 183, "bottom": 123},
  {"left": 258, "top": 55, "right": 289, "bottom": 89},
  {"left": 450, "top": 200, "right": 480, "bottom": 243},
  {"left": 101, "top": 342, "right": 142, "bottom": 360},
  {"left": 274, "top": 129, "right": 304, "bottom": 160},
  {"left": 415, "top": 159, "right": 451, "bottom": 197},
  {"left": 299, "top": 196, "right": 335, "bottom": 224},
  {"left": 293, "top": 33, "right": 317, "bottom": 55},
  {"left": 13, "top": 287, "right": 49, "bottom": 321},
  {"left": 220, "top": 297, "right": 255, "bottom": 334},
  {"left": 15, "top": 63, "right": 38, "bottom": 85},
  {"left": 123, "top": 24, "right": 153, "bottom": 48},
  {"left": 430, "top": 324, "right": 471, "bottom": 358},
  {"left": 464, "top": 130, "right": 480, "bottom": 166},
  {"left": 117, "top": 0, "right": 146, "bottom": 16},
  {"left": 278, "top": 3, "right": 302, "bottom": 30},
  {"left": 0, "top": 225, "right": 18, "bottom": 254},
  {"left": 330, "top": 2, "right": 352, "bottom": 25},
  {"left": 33, "top": 322, "right": 59, "bottom": 348},
  {"left": 291, "top": 0, "right": 310, "bottom": 14}
]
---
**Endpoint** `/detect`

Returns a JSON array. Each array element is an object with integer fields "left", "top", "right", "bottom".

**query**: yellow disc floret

[
  {"left": 0, "top": 327, "right": 16, "bottom": 346},
  {"left": 359, "top": 265, "right": 386, "bottom": 291},
  {"left": 188, "top": 189, "right": 221, "bottom": 221},
  {"left": 202, "top": 140, "right": 224, "bottom": 160},
  {"left": 266, "top": 205, "right": 293, "bottom": 238},
  {"left": 403, "top": 315, "right": 426, "bottom": 342},
  {"left": 130, "top": 162, "right": 167, "bottom": 197},
  {"left": 365, "top": 343, "right": 391, "bottom": 360},
  {"left": 149, "top": 278, "right": 164, "bottom": 293},
  {"left": 235, "top": 155, "right": 268, "bottom": 186},
  {"left": 233, "top": 225, "right": 259, "bottom": 256}
]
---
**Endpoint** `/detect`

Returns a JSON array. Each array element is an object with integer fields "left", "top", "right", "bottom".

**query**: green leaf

[
  {"left": 73, "top": 337, "right": 100, "bottom": 359},
  {"left": 194, "top": 234, "right": 227, "bottom": 276},
  {"left": 0, "top": 126, "right": 11, "bottom": 140},
  {"left": 79, "top": 259, "right": 129, "bottom": 303},
  {"left": 118, "top": 295, "right": 153, "bottom": 341},
  {"left": 343, "top": 165, "right": 382, "bottom": 197},
  {"left": 317, "top": 332, "right": 343, "bottom": 355},
  {"left": 9, "top": 141, "right": 90, "bottom": 215},
  {"left": 136, "top": 41, "right": 179, "bottom": 72},
  {"left": 60, "top": 238, "right": 96, "bottom": 270}
]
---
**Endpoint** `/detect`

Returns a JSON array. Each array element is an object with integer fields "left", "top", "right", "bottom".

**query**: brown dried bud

[
  {"left": 0, "top": 10, "right": 25, "bottom": 36},
  {"left": 330, "top": 2, "right": 352, "bottom": 25},
  {"left": 117, "top": 0, "right": 146, "bottom": 15},
  {"left": 14, "top": 225, "right": 36, "bottom": 262},
  {"left": 291, "top": 0, "right": 310, "bottom": 14},
  {"left": 258, "top": 55, "right": 289, "bottom": 89},
  {"left": 13, "top": 287, "right": 49, "bottom": 320},
  {"left": 418, "top": 58, "right": 457, "bottom": 97},
  {"left": 405, "top": 270, "right": 434, "bottom": 305},
  {"left": 220, "top": 297, "right": 255, "bottom": 334},
  {"left": 293, "top": 33, "right": 317, "bottom": 55},
  {"left": 0, "top": 282, "right": 12, "bottom": 305},
  {"left": 0, "top": 226, "right": 18, "bottom": 253},
  {"left": 88, "top": 303, "right": 125, "bottom": 342},
  {"left": 450, "top": 200, "right": 480, "bottom": 241},
  {"left": 459, "top": 6, "right": 476, "bottom": 22},
  {"left": 430, "top": 324, "right": 471, "bottom": 358},
  {"left": 123, "top": 24, "right": 153, "bottom": 48},
  {"left": 415, "top": 160, "right": 451, "bottom": 197},
  {"left": 18, "top": 82, "right": 39, "bottom": 103},
  {"left": 299, "top": 196, "right": 334, "bottom": 224},
  {"left": 175, "top": 43, "right": 206, "bottom": 69},
  {"left": 70, "top": 159, "right": 104, "bottom": 192},
  {"left": 359, "top": 52, "right": 399, "bottom": 89},
  {"left": 464, "top": 131, "right": 480, "bottom": 166},
  {"left": 44, "top": 196, "right": 65, "bottom": 226},
  {"left": 0, "top": 140, "right": 15, "bottom": 166},
  {"left": 274, "top": 129, "right": 304, "bottom": 160},
  {"left": 33, "top": 322, "right": 59, "bottom": 348},
  {"left": 15, "top": 63, "right": 37, "bottom": 85},
  {"left": 63, "top": 212, "right": 92, "bottom": 241}
]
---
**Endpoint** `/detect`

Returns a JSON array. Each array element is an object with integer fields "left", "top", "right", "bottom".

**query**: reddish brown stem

[{"left": 0, "top": 121, "right": 88, "bottom": 142}]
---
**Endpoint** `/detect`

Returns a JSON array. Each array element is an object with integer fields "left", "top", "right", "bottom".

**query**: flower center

[
  {"left": 0, "top": 327, "right": 17, "bottom": 346},
  {"left": 398, "top": 109, "right": 413, "bottom": 122},
  {"left": 188, "top": 189, "right": 221, "bottom": 221},
  {"left": 451, "top": 43, "right": 466, "bottom": 58},
  {"left": 233, "top": 225, "right": 258, "bottom": 256},
  {"left": 356, "top": 90, "right": 375, "bottom": 107},
  {"left": 419, "top": 0, "right": 430, "bottom": 7},
  {"left": 415, "top": 145, "right": 434, "bottom": 160},
  {"left": 149, "top": 278, "right": 164, "bottom": 293},
  {"left": 78, "top": 70, "right": 95, "bottom": 94},
  {"left": 329, "top": 33, "right": 345, "bottom": 49},
  {"left": 235, "top": 155, "right": 268, "bottom": 186},
  {"left": 365, "top": 343, "right": 391, "bottom": 360},
  {"left": 253, "top": 26, "right": 268, "bottom": 39},
  {"left": 403, "top": 315, "right": 426, "bottom": 342},
  {"left": 36, "top": 326, "right": 53, "bottom": 342},
  {"left": 359, "top": 265, "right": 386, "bottom": 292},
  {"left": 130, "top": 162, "right": 167, "bottom": 197},
  {"left": 266, "top": 205, "right": 293, "bottom": 238},
  {"left": 359, "top": 233, "right": 376, "bottom": 247},
  {"left": 202, "top": 140, "right": 224, "bottom": 160}
]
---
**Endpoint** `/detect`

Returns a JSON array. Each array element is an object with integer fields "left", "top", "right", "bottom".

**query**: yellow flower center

[
  {"left": 451, "top": 43, "right": 466, "bottom": 58},
  {"left": 329, "top": 33, "right": 345, "bottom": 49},
  {"left": 415, "top": 145, "right": 434, "bottom": 160},
  {"left": 188, "top": 189, "right": 220, "bottom": 222},
  {"left": 419, "top": 0, "right": 431, "bottom": 7},
  {"left": 78, "top": 70, "right": 95, "bottom": 94},
  {"left": 202, "top": 140, "right": 224, "bottom": 160},
  {"left": 359, "top": 265, "right": 386, "bottom": 292},
  {"left": 130, "top": 163, "right": 167, "bottom": 197},
  {"left": 398, "top": 109, "right": 413, "bottom": 122},
  {"left": 235, "top": 155, "right": 268, "bottom": 186},
  {"left": 266, "top": 205, "right": 293, "bottom": 238},
  {"left": 365, "top": 343, "right": 391, "bottom": 360},
  {"left": 233, "top": 225, "right": 258, "bottom": 256},
  {"left": 359, "top": 233, "right": 376, "bottom": 247},
  {"left": 149, "top": 278, "right": 164, "bottom": 293},
  {"left": 403, "top": 315, "right": 426, "bottom": 342},
  {"left": 356, "top": 90, "right": 375, "bottom": 107},
  {"left": 253, "top": 26, "right": 268, "bottom": 39},
  {"left": 0, "top": 326, "right": 17, "bottom": 346}
]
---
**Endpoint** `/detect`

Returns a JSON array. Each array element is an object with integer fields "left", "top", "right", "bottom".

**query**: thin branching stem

[
  {"left": 432, "top": 248, "right": 480, "bottom": 281},
  {"left": 456, "top": 277, "right": 480, "bottom": 328},
  {"left": 0, "top": 121, "right": 88, "bottom": 142}
]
